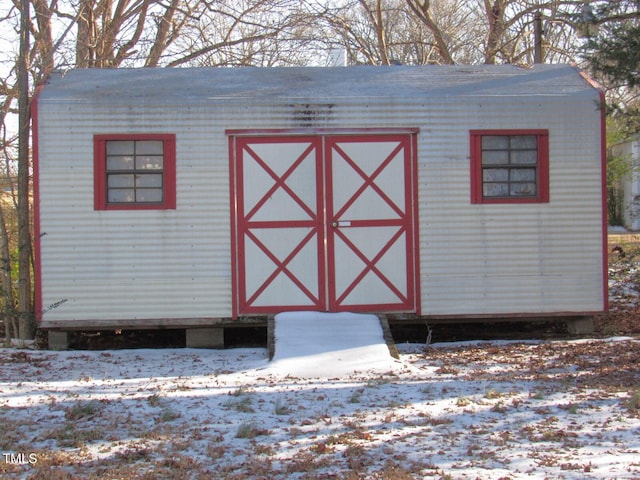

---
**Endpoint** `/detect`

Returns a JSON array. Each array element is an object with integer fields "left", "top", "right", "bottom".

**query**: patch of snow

[{"left": 267, "top": 311, "right": 401, "bottom": 378}]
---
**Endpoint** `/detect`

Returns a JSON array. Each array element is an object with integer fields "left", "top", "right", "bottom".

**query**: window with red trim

[
  {"left": 94, "top": 134, "right": 176, "bottom": 210},
  {"left": 470, "top": 130, "right": 549, "bottom": 204}
]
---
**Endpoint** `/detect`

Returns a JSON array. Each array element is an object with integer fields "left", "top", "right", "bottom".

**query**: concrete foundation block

[
  {"left": 48, "top": 331, "right": 69, "bottom": 350},
  {"left": 566, "top": 317, "right": 595, "bottom": 335},
  {"left": 186, "top": 328, "right": 224, "bottom": 348}
]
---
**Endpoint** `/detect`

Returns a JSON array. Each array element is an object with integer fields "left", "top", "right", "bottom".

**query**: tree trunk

[
  {"left": 17, "top": 0, "right": 33, "bottom": 340},
  {"left": 484, "top": 0, "right": 505, "bottom": 64},
  {"left": 406, "top": 0, "right": 455, "bottom": 64},
  {"left": 76, "top": 0, "right": 95, "bottom": 67},
  {"left": 145, "top": 0, "right": 178, "bottom": 67},
  {"left": 32, "top": 0, "right": 53, "bottom": 72}
]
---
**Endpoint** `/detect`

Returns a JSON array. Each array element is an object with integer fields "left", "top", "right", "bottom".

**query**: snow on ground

[
  {"left": 268, "top": 312, "right": 401, "bottom": 378},
  {"left": 1, "top": 336, "right": 639, "bottom": 479}
]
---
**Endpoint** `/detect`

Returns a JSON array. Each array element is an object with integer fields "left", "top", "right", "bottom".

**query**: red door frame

[
  {"left": 325, "top": 134, "right": 417, "bottom": 312},
  {"left": 233, "top": 136, "right": 326, "bottom": 315},
  {"left": 229, "top": 130, "right": 420, "bottom": 318}
]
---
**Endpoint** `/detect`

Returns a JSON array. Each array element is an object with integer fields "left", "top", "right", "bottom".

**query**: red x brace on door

[{"left": 230, "top": 132, "right": 418, "bottom": 317}]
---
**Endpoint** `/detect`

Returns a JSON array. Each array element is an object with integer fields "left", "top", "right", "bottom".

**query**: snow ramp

[{"left": 266, "top": 312, "right": 401, "bottom": 378}]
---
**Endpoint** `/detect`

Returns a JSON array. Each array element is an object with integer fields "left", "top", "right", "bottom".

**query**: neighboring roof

[{"left": 38, "top": 64, "right": 598, "bottom": 105}]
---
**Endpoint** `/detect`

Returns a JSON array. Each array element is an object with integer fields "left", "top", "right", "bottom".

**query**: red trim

[
  {"left": 226, "top": 127, "right": 420, "bottom": 137},
  {"left": 331, "top": 142, "right": 405, "bottom": 219},
  {"left": 243, "top": 142, "right": 318, "bottom": 221},
  {"left": 332, "top": 226, "right": 407, "bottom": 304},
  {"left": 599, "top": 90, "right": 609, "bottom": 312},
  {"left": 234, "top": 136, "right": 325, "bottom": 314},
  {"left": 230, "top": 131, "right": 419, "bottom": 316},
  {"left": 572, "top": 64, "right": 608, "bottom": 311},
  {"left": 235, "top": 138, "right": 247, "bottom": 313},
  {"left": 324, "top": 134, "right": 416, "bottom": 312},
  {"left": 470, "top": 129, "right": 550, "bottom": 204},
  {"left": 228, "top": 136, "right": 239, "bottom": 319},
  {"left": 411, "top": 132, "right": 421, "bottom": 315},
  {"left": 573, "top": 63, "right": 603, "bottom": 91},
  {"left": 32, "top": 84, "right": 44, "bottom": 322},
  {"left": 244, "top": 228, "right": 320, "bottom": 306},
  {"left": 94, "top": 133, "right": 176, "bottom": 211}
]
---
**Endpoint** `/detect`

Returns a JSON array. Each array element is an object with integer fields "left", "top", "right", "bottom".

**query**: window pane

[
  {"left": 511, "top": 150, "right": 537, "bottom": 164},
  {"left": 483, "top": 183, "right": 509, "bottom": 197},
  {"left": 108, "top": 189, "right": 135, "bottom": 203},
  {"left": 108, "top": 174, "right": 135, "bottom": 188},
  {"left": 106, "top": 141, "right": 134, "bottom": 155},
  {"left": 136, "top": 174, "right": 163, "bottom": 188},
  {"left": 99, "top": 135, "right": 173, "bottom": 209},
  {"left": 510, "top": 183, "right": 536, "bottom": 196},
  {"left": 510, "top": 135, "right": 537, "bottom": 149},
  {"left": 475, "top": 132, "right": 545, "bottom": 202},
  {"left": 135, "top": 140, "right": 164, "bottom": 155},
  {"left": 482, "top": 136, "right": 509, "bottom": 150},
  {"left": 482, "top": 150, "right": 509, "bottom": 165},
  {"left": 510, "top": 168, "right": 536, "bottom": 182},
  {"left": 136, "top": 156, "right": 164, "bottom": 170},
  {"left": 136, "top": 189, "right": 163, "bottom": 202},
  {"left": 107, "top": 156, "right": 134, "bottom": 171},
  {"left": 483, "top": 168, "right": 508, "bottom": 182}
]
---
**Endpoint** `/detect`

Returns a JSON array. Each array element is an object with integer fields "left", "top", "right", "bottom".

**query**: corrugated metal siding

[
  {"left": 36, "top": 67, "right": 605, "bottom": 326},
  {"left": 38, "top": 106, "right": 233, "bottom": 322},
  {"left": 418, "top": 96, "right": 604, "bottom": 315}
]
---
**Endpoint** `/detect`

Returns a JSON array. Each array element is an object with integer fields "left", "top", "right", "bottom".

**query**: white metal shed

[{"left": 33, "top": 64, "right": 607, "bottom": 340}]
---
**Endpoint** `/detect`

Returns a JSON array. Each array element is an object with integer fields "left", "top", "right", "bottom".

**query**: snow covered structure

[{"left": 33, "top": 65, "right": 607, "bottom": 346}]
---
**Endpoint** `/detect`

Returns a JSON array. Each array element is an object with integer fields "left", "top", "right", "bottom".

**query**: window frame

[
  {"left": 470, "top": 129, "right": 549, "bottom": 204},
  {"left": 94, "top": 133, "right": 176, "bottom": 210}
]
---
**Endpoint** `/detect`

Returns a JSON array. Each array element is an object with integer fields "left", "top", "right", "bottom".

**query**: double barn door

[{"left": 231, "top": 133, "right": 418, "bottom": 316}]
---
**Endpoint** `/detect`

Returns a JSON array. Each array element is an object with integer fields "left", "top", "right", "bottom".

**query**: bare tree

[
  {"left": 0, "top": 188, "right": 17, "bottom": 345},
  {"left": 62, "top": 0, "right": 318, "bottom": 68},
  {"left": 16, "top": 0, "right": 33, "bottom": 340},
  {"left": 0, "top": 3, "right": 19, "bottom": 342},
  {"left": 165, "top": 0, "right": 318, "bottom": 67},
  {"left": 406, "top": 0, "right": 455, "bottom": 63},
  {"left": 315, "top": 0, "right": 585, "bottom": 66},
  {"left": 75, "top": 0, "right": 156, "bottom": 67},
  {"left": 482, "top": 0, "right": 506, "bottom": 64},
  {"left": 314, "top": 0, "right": 453, "bottom": 65},
  {"left": 0, "top": 100, "right": 18, "bottom": 344}
]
